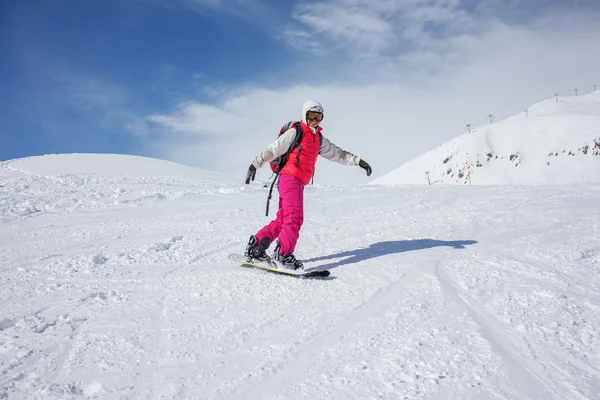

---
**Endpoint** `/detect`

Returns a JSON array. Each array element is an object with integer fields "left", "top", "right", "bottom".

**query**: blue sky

[
  {"left": 2, "top": 0, "right": 600, "bottom": 183},
  {"left": 1, "top": 0, "right": 299, "bottom": 158}
]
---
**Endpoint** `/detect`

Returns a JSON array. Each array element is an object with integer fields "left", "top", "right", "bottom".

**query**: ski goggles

[{"left": 306, "top": 111, "right": 324, "bottom": 121}]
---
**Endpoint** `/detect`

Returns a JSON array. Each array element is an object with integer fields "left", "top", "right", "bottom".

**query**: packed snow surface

[{"left": 1, "top": 154, "right": 599, "bottom": 399}]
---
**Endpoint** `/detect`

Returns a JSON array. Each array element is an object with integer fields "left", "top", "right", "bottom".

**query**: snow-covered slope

[
  {"left": 0, "top": 154, "right": 237, "bottom": 219},
  {"left": 0, "top": 153, "right": 232, "bottom": 180},
  {"left": 373, "top": 91, "right": 600, "bottom": 185},
  {"left": 2, "top": 154, "right": 600, "bottom": 399}
]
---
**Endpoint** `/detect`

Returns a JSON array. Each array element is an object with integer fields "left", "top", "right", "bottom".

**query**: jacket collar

[{"left": 300, "top": 121, "right": 323, "bottom": 134}]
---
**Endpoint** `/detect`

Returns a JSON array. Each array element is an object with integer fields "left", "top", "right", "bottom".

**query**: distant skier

[{"left": 243, "top": 100, "right": 372, "bottom": 270}]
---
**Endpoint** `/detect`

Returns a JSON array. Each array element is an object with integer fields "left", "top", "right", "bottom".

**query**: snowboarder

[{"left": 243, "top": 100, "right": 372, "bottom": 270}]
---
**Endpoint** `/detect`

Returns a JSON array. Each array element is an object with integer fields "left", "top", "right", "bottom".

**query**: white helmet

[{"left": 302, "top": 100, "right": 324, "bottom": 124}]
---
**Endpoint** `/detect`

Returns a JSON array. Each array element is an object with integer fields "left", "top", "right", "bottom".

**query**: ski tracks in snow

[
  {"left": 232, "top": 270, "right": 413, "bottom": 399},
  {"left": 4, "top": 162, "right": 600, "bottom": 399},
  {"left": 437, "top": 253, "right": 600, "bottom": 400},
  {"left": 435, "top": 260, "right": 555, "bottom": 399}
]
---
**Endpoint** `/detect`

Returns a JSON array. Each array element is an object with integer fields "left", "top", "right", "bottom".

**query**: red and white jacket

[{"left": 252, "top": 118, "right": 361, "bottom": 185}]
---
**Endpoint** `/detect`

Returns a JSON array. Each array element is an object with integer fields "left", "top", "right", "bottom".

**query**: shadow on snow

[{"left": 303, "top": 239, "right": 477, "bottom": 271}]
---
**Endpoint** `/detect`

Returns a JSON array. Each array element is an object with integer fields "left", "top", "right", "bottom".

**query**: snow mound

[
  {"left": 0, "top": 153, "right": 242, "bottom": 220},
  {"left": 1, "top": 153, "right": 231, "bottom": 181}
]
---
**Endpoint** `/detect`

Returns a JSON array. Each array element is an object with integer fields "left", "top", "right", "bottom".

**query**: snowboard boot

[
  {"left": 244, "top": 235, "right": 271, "bottom": 262},
  {"left": 272, "top": 241, "right": 304, "bottom": 271}
]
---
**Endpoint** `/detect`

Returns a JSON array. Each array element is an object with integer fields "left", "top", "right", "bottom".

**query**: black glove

[
  {"left": 359, "top": 159, "right": 372, "bottom": 176},
  {"left": 245, "top": 164, "right": 257, "bottom": 184}
]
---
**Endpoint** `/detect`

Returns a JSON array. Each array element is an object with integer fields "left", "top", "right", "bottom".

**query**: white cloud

[
  {"left": 148, "top": 101, "right": 250, "bottom": 136},
  {"left": 147, "top": 1, "right": 600, "bottom": 184},
  {"left": 163, "top": 0, "right": 275, "bottom": 23},
  {"left": 291, "top": 3, "right": 396, "bottom": 52},
  {"left": 285, "top": 0, "right": 481, "bottom": 59}
]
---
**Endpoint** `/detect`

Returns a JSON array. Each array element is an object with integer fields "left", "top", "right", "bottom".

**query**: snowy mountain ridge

[{"left": 373, "top": 91, "right": 600, "bottom": 185}]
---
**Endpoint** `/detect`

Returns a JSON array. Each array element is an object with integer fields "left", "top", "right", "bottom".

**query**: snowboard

[{"left": 228, "top": 253, "right": 330, "bottom": 278}]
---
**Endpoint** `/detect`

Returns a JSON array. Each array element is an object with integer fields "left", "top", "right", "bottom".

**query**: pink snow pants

[{"left": 256, "top": 174, "right": 304, "bottom": 255}]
